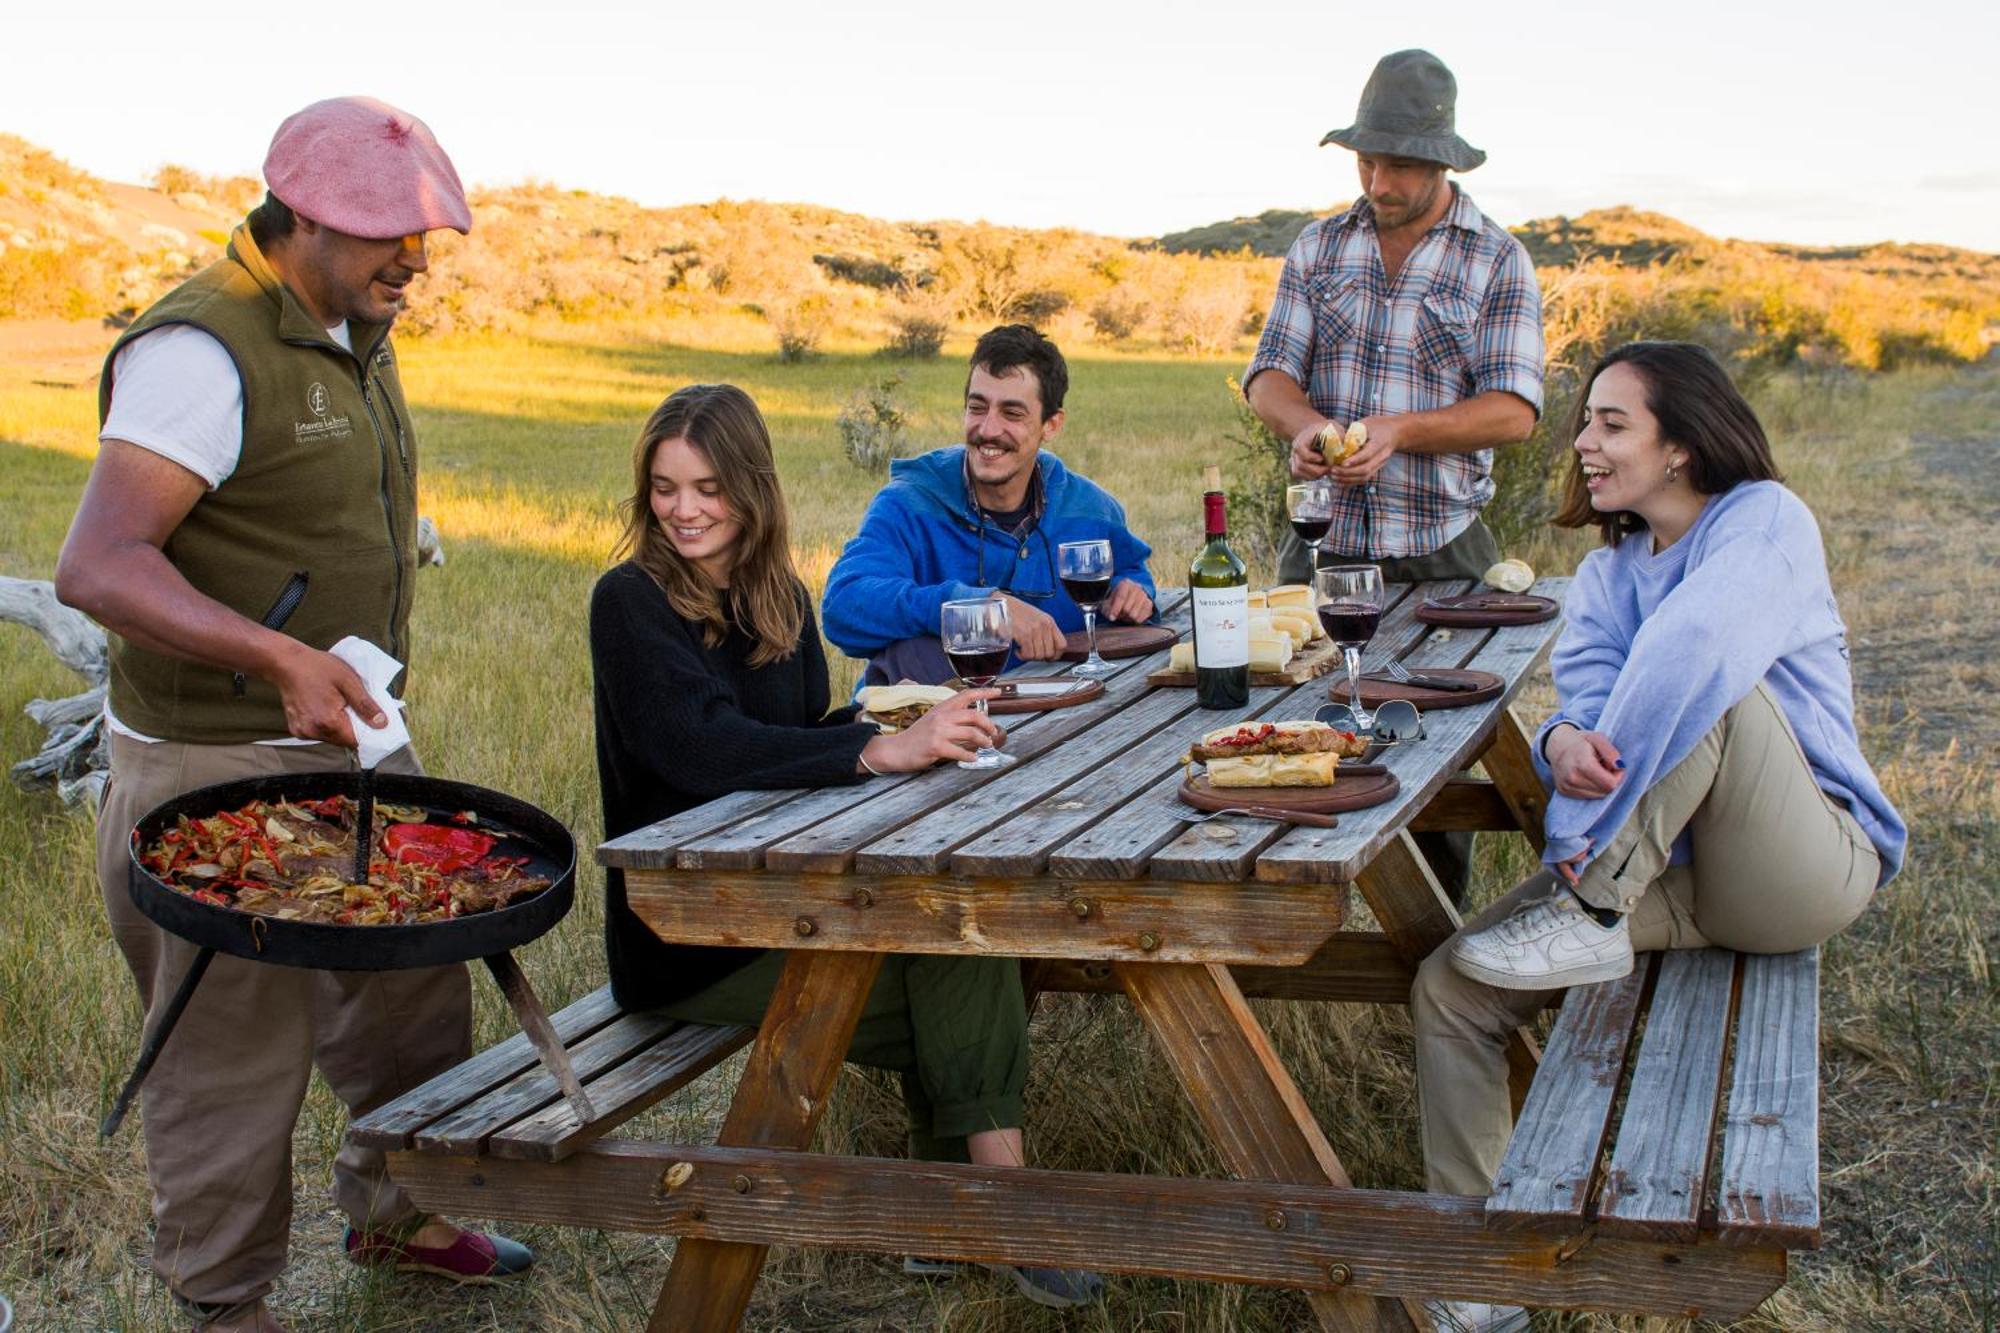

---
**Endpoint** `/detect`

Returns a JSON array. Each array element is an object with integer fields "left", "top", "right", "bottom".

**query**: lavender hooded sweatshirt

[{"left": 1532, "top": 480, "right": 1905, "bottom": 886}]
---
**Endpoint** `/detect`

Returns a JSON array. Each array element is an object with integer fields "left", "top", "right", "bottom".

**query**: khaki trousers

[
  {"left": 97, "top": 732, "right": 472, "bottom": 1308},
  {"left": 662, "top": 947, "right": 1029, "bottom": 1164},
  {"left": 1411, "top": 683, "right": 1878, "bottom": 1195}
]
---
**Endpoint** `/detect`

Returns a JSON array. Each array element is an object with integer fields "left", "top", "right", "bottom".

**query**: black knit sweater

[{"left": 590, "top": 561, "right": 876, "bottom": 1009}]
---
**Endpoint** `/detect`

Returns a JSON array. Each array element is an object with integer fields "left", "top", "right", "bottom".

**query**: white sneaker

[
  {"left": 1449, "top": 889, "right": 1633, "bottom": 990},
  {"left": 1425, "top": 1299, "right": 1529, "bottom": 1332}
]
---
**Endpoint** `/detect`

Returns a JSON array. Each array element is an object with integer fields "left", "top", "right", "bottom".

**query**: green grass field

[{"left": 0, "top": 325, "right": 1993, "bottom": 1331}]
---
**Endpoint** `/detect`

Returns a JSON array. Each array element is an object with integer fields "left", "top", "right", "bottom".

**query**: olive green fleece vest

[{"left": 98, "top": 225, "right": 420, "bottom": 743}]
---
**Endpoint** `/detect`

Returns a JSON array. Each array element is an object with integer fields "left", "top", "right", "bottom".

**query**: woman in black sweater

[{"left": 590, "top": 384, "right": 1102, "bottom": 1307}]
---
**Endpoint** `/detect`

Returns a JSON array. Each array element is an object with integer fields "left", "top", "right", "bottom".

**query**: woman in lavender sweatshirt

[{"left": 1408, "top": 343, "right": 1905, "bottom": 1324}]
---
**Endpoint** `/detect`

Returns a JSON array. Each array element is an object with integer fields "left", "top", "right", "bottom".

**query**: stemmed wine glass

[
  {"left": 1314, "top": 565, "right": 1386, "bottom": 731},
  {"left": 940, "top": 597, "right": 1015, "bottom": 770},
  {"left": 1057, "top": 539, "right": 1117, "bottom": 679},
  {"left": 1286, "top": 481, "right": 1334, "bottom": 559}
]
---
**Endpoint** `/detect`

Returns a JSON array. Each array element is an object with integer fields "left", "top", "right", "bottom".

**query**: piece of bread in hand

[
  {"left": 1207, "top": 750, "right": 1338, "bottom": 788},
  {"left": 855, "top": 683, "right": 956, "bottom": 733}
]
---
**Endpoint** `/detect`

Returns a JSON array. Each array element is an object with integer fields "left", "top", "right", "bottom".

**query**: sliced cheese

[
  {"left": 1168, "top": 642, "right": 1196, "bottom": 672},
  {"left": 1246, "top": 590, "right": 1268, "bottom": 610},
  {"left": 1265, "top": 583, "right": 1313, "bottom": 611},
  {"left": 1248, "top": 631, "right": 1293, "bottom": 673}
]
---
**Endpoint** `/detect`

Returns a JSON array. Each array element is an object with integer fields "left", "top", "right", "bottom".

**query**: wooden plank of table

[
  {"left": 624, "top": 869, "right": 1346, "bottom": 965},
  {"left": 1485, "top": 956, "right": 1652, "bottom": 1232},
  {"left": 1033, "top": 932, "right": 1423, "bottom": 1006},
  {"left": 1408, "top": 778, "right": 1517, "bottom": 833},
  {"left": 1250, "top": 578, "right": 1568, "bottom": 886},
  {"left": 348, "top": 984, "right": 624, "bottom": 1150},
  {"left": 686, "top": 598, "right": 1195, "bottom": 875},
  {"left": 1715, "top": 947, "right": 1822, "bottom": 1249},
  {"left": 1089, "top": 583, "right": 1444, "bottom": 885},
  {"left": 391, "top": 1141, "right": 1790, "bottom": 1318},
  {"left": 647, "top": 595, "right": 1194, "bottom": 874},
  {"left": 648, "top": 949, "right": 885, "bottom": 1332},
  {"left": 1599, "top": 948, "right": 1737, "bottom": 1242},
  {"left": 1478, "top": 708, "right": 1550, "bottom": 855},
  {"left": 854, "top": 677, "right": 1200, "bottom": 875},
  {"left": 1119, "top": 961, "right": 1417, "bottom": 1330},
  {"left": 950, "top": 682, "right": 1289, "bottom": 878}
]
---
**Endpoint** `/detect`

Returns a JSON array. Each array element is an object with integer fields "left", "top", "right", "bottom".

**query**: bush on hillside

[{"left": 768, "top": 292, "right": 833, "bottom": 361}]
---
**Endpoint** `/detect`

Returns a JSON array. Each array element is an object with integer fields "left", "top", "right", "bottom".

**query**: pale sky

[{"left": 7, "top": 0, "right": 1997, "bottom": 250}]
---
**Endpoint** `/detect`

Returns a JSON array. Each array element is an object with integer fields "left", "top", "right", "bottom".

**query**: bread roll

[{"left": 1207, "top": 751, "right": 1338, "bottom": 788}]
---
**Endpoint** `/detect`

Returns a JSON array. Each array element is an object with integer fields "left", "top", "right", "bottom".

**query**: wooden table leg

[
  {"left": 482, "top": 952, "right": 596, "bottom": 1125},
  {"left": 1478, "top": 707, "right": 1548, "bottom": 855},
  {"left": 1356, "top": 832, "right": 1541, "bottom": 1116},
  {"left": 648, "top": 949, "right": 885, "bottom": 1333},
  {"left": 1117, "top": 960, "right": 1423, "bottom": 1332}
]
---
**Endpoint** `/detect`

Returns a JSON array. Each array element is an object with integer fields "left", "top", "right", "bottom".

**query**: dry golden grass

[{"left": 0, "top": 325, "right": 1992, "bottom": 1331}]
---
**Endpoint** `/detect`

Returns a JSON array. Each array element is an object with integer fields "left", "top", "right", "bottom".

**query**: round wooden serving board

[
  {"left": 1415, "top": 594, "right": 1558, "bottom": 627},
  {"left": 1178, "top": 768, "right": 1400, "bottom": 815},
  {"left": 1347, "top": 668, "right": 1503, "bottom": 709},
  {"left": 982, "top": 676, "right": 1105, "bottom": 715},
  {"left": 1061, "top": 623, "right": 1179, "bottom": 661}
]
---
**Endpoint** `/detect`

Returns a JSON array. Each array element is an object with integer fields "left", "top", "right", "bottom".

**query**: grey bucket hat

[{"left": 1320, "top": 49, "right": 1486, "bottom": 171}]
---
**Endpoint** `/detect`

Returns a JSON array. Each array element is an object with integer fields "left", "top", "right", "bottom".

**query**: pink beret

[{"left": 263, "top": 96, "right": 472, "bottom": 239}]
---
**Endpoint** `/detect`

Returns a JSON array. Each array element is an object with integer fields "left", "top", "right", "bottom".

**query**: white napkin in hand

[{"left": 328, "top": 636, "right": 411, "bottom": 769}]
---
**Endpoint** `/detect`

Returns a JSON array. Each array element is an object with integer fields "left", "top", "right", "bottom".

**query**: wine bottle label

[{"left": 1191, "top": 586, "right": 1250, "bottom": 668}]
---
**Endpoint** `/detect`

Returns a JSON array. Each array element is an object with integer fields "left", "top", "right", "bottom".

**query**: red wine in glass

[
  {"left": 1291, "top": 516, "right": 1332, "bottom": 545},
  {"left": 1317, "top": 602, "right": 1380, "bottom": 647},
  {"left": 946, "top": 645, "right": 1010, "bottom": 685},
  {"left": 1059, "top": 575, "right": 1112, "bottom": 608}
]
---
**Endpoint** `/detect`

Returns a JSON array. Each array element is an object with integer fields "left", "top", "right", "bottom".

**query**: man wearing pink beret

[{"left": 58, "top": 97, "right": 529, "bottom": 1333}]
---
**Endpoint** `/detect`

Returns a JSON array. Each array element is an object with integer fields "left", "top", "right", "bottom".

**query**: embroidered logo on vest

[{"left": 295, "top": 380, "right": 354, "bottom": 443}]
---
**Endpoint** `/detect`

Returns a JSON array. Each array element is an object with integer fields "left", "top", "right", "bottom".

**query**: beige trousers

[
  {"left": 1411, "top": 683, "right": 1879, "bottom": 1195},
  {"left": 97, "top": 732, "right": 473, "bottom": 1308}
]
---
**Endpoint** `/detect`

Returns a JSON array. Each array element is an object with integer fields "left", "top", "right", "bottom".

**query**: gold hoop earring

[{"left": 1665, "top": 462, "right": 1679, "bottom": 483}]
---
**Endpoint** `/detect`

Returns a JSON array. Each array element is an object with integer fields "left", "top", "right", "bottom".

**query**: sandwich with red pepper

[{"left": 1186, "top": 720, "right": 1367, "bottom": 788}]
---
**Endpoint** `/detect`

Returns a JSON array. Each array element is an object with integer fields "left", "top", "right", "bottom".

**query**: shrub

[
  {"left": 837, "top": 373, "right": 913, "bottom": 472},
  {"left": 1220, "top": 377, "right": 1292, "bottom": 575},
  {"left": 767, "top": 293, "right": 833, "bottom": 362},
  {"left": 814, "top": 252, "right": 904, "bottom": 289},
  {"left": 1009, "top": 288, "right": 1069, "bottom": 323},
  {"left": 1088, "top": 291, "right": 1148, "bottom": 341},
  {"left": 882, "top": 305, "right": 948, "bottom": 359}
]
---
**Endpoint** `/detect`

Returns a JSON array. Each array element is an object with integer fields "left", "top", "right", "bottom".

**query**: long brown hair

[
  {"left": 613, "top": 383, "right": 805, "bottom": 666},
  {"left": 1554, "top": 341, "right": 1784, "bottom": 546}
]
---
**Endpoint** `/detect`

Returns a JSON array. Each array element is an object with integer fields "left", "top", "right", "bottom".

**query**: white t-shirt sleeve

[{"left": 99, "top": 325, "right": 246, "bottom": 489}]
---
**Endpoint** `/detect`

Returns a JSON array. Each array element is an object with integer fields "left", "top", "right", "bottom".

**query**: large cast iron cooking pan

[{"left": 127, "top": 770, "right": 575, "bottom": 970}]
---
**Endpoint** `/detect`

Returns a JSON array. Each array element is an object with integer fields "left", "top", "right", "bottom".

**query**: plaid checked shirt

[{"left": 1245, "top": 186, "right": 1544, "bottom": 558}]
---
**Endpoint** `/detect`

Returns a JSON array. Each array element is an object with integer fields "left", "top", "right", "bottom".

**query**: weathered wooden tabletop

[{"left": 605, "top": 577, "right": 1569, "bottom": 969}]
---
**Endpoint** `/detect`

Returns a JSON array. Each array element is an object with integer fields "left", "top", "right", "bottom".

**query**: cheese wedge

[
  {"left": 1246, "top": 590, "right": 1268, "bottom": 610},
  {"left": 1208, "top": 751, "right": 1338, "bottom": 788},
  {"left": 1248, "top": 631, "right": 1293, "bottom": 672},
  {"left": 1266, "top": 611, "right": 1315, "bottom": 649},
  {"left": 1265, "top": 584, "right": 1313, "bottom": 611},
  {"left": 1168, "top": 642, "right": 1195, "bottom": 672}
]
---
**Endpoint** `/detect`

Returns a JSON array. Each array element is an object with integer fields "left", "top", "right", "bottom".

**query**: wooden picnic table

[{"left": 368, "top": 576, "right": 1808, "bottom": 1330}]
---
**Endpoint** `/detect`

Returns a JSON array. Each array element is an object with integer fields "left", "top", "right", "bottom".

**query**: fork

[
  {"left": 1182, "top": 806, "right": 1339, "bottom": 828},
  {"left": 1373, "top": 660, "right": 1478, "bottom": 693}
]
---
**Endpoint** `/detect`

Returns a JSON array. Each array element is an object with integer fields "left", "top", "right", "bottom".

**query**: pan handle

[{"left": 101, "top": 946, "right": 216, "bottom": 1138}]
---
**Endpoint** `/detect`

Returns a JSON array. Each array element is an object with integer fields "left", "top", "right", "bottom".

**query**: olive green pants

[
  {"left": 662, "top": 948, "right": 1029, "bottom": 1162},
  {"left": 1411, "top": 684, "right": 1879, "bottom": 1195}
]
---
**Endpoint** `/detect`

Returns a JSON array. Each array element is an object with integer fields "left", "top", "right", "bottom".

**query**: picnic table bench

[{"left": 354, "top": 578, "right": 1825, "bottom": 1330}]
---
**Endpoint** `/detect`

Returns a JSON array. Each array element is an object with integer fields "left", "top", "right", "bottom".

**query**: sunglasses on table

[{"left": 1315, "top": 699, "right": 1426, "bottom": 744}]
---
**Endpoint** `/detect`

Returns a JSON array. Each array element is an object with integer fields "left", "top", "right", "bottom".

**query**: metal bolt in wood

[
  {"left": 794, "top": 917, "right": 816, "bottom": 937},
  {"left": 662, "top": 1161, "right": 694, "bottom": 1192},
  {"left": 853, "top": 888, "right": 874, "bottom": 909},
  {"left": 732, "top": 1174, "right": 752, "bottom": 1194},
  {"left": 1138, "top": 931, "right": 1161, "bottom": 952},
  {"left": 1069, "top": 897, "right": 1093, "bottom": 920},
  {"left": 1325, "top": 1262, "right": 1352, "bottom": 1286},
  {"left": 1264, "top": 1208, "right": 1287, "bottom": 1231}
]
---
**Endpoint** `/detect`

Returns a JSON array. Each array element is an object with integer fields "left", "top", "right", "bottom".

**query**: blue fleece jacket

[
  {"left": 1534, "top": 481, "right": 1905, "bottom": 886},
  {"left": 820, "top": 446, "right": 1156, "bottom": 662}
]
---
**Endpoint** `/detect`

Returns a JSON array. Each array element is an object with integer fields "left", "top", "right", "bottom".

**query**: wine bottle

[{"left": 1189, "top": 464, "right": 1249, "bottom": 709}]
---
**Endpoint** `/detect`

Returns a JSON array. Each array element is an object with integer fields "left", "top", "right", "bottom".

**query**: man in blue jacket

[{"left": 823, "top": 324, "right": 1157, "bottom": 685}]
